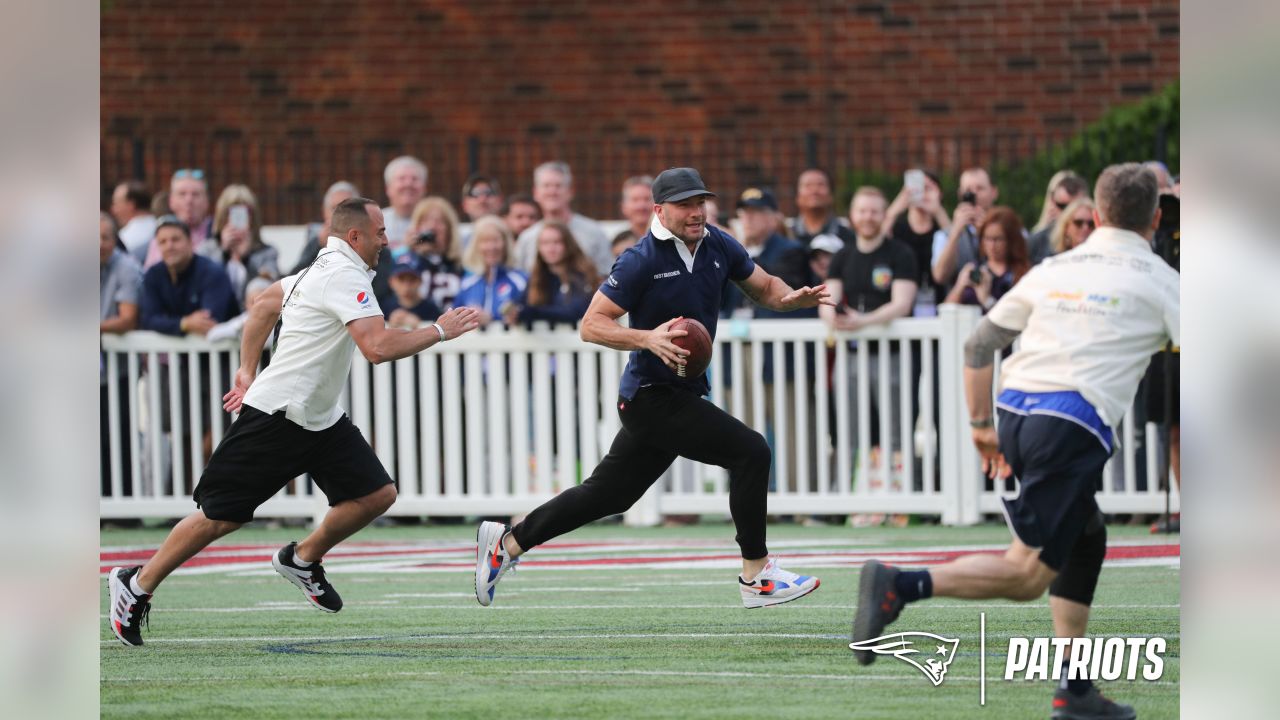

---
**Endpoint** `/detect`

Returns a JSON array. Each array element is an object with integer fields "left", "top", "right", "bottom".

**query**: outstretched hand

[
  {"left": 435, "top": 306, "right": 483, "bottom": 340},
  {"left": 781, "top": 284, "right": 835, "bottom": 311},
  {"left": 646, "top": 316, "right": 691, "bottom": 372}
]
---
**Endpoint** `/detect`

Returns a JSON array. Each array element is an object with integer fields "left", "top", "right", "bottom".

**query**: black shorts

[
  {"left": 193, "top": 405, "right": 394, "bottom": 523},
  {"left": 997, "top": 410, "right": 1111, "bottom": 570},
  {"left": 1143, "top": 351, "right": 1180, "bottom": 425}
]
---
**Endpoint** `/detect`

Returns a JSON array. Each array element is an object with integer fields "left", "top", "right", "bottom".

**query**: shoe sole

[
  {"left": 852, "top": 560, "right": 894, "bottom": 665},
  {"left": 743, "top": 579, "right": 821, "bottom": 609},
  {"left": 271, "top": 552, "right": 339, "bottom": 613},
  {"left": 475, "top": 521, "right": 506, "bottom": 607},
  {"left": 107, "top": 567, "right": 142, "bottom": 647}
]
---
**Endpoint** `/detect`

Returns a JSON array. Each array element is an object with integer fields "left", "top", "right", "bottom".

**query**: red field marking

[{"left": 100, "top": 540, "right": 1178, "bottom": 574}]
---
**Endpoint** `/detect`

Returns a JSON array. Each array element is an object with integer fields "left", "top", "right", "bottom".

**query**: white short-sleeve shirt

[
  {"left": 243, "top": 237, "right": 384, "bottom": 430},
  {"left": 986, "top": 226, "right": 1180, "bottom": 427}
]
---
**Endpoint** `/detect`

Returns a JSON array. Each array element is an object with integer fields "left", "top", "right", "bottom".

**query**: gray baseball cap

[{"left": 652, "top": 167, "right": 716, "bottom": 204}]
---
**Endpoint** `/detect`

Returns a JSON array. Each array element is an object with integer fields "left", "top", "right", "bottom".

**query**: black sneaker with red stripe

[
  {"left": 107, "top": 566, "right": 152, "bottom": 647},
  {"left": 1051, "top": 686, "right": 1136, "bottom": 719},
  {"left": 272, "top": 542, "right": 343, "bottom": 613},
  {"left": 850, "top": 559, "right": 904, "bottom": 665}
]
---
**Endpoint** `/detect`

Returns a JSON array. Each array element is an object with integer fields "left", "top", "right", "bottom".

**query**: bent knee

[
  {"left": 744, "top": 434, "right": 772, "bottom": 468},
  {"left": 1009, "top": 580, "right": 1049, "bottom": 602},
  {"left": 369, "top": 484, "right": 397, "bottom": 513},
  {"left": 1011, "top": 565, "right": 1055, "bottom": 601}
]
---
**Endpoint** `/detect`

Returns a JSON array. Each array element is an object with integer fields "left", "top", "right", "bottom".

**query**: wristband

[
  {"left": 432, "top": 322, "right": 447, "bottom": 342},
  {"left": 970, "top": 417, "right": 994, "bottom": 429}
]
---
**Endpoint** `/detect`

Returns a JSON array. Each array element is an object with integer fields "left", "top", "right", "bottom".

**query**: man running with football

[{"left": 476, "top": 167, "right": 833, "bottom": 609}]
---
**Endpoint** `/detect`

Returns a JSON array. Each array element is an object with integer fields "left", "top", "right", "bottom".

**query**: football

[{"left": 670, "top": 317, "right": 713, "bottom": 379}]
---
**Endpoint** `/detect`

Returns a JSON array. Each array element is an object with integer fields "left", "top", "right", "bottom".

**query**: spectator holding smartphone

[
  {"left": 203, "top": 184, "right": 279, "bottom": 306},
  {"left": 883, "top": 168, "right": 951, "bottom": 316},
  {"left": 945, "top": 207, "right": 1029, "bottom": 312}
]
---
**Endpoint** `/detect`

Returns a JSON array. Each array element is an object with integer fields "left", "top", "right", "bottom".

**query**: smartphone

[
  {"left": 229, "top": 204, "right": 250, "bottom": 231},
  {"left": 905, "top": 169, "right": 925, "bottom": 202}
]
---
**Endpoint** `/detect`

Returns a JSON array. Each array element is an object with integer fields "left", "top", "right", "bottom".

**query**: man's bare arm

[{"left": 734, "top": 265, "right": 833, "bottom": 312}]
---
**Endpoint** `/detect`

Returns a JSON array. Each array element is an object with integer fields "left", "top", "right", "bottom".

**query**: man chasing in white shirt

[
  {"left": 107, "top": 197, "right": 481, "bottom": 647},
  {"left": 850, "top": 164, "right": 1179, "bottom": 720}
]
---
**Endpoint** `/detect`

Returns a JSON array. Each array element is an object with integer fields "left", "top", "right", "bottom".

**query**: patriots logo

[{"left": 848, "top": 632, "right": 959, "bottom": 686}]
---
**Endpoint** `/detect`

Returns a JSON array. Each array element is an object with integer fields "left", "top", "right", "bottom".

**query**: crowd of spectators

[
  {"left": 102, "top": 157, "right": 1179, "bottom": 519},
  {"left": 105, "top": 156, "right": 1169, "bottom": 340}
]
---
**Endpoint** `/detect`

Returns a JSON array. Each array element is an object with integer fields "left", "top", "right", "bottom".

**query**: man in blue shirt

[
  {"left": 139, "top": 216, "right": 239, "bottom": 492},
  {"left": 141, "top": 215, "right": 239, "bottom": 336},
  {"left": 476, "top": 168, "right": 834, "bottom": 609}
]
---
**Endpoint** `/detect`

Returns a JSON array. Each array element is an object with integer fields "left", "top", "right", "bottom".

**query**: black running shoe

[
  {"left": 272, "top": 542, "right": 343, "bottom": 613},
  {"left": 1051, "top": 686, "right": 1136, "bottom": 719},
  {"left": 107, "top": 566, "right": 152, "bottom": 647},
  {"left": 851, "top": 559, "right": 904, "bottom": 665}
]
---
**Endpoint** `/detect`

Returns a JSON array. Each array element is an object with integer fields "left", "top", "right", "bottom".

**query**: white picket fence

[{"left": 99, "top": 305, "right": 1177, "bottom": 524}]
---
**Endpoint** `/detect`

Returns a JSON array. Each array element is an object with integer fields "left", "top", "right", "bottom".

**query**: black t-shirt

[
  {"left": 889, "top": 214, "right": 938, "bottom": 285},
  {"left": 826, "top": 237, "right": 918, "bottom": 313},
  {"left": 889, "top": 213, "right": 943, "bottom": 305}
]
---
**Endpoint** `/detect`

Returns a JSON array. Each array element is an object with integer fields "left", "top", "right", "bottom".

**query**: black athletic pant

[{"left": 511, "top": 384, "right": 771, "bottom": 560}]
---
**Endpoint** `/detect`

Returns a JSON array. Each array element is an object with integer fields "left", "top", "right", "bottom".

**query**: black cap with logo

[
  {"left": 736, "top": 187, "right": 778, "bottom": 211},
  {"left": 651, "top": 167, "right": 716, "bottom": 204}
]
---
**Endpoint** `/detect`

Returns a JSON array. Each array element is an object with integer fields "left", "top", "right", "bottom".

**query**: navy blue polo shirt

[
  {"left": 601, "top": 223, "right": 755, "bottom": 399},
  {"left": 140, "top": 254, "right": 239, "bottom": 335}
]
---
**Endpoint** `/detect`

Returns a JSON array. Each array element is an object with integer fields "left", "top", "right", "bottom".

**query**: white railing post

[{"left": 938, "top": 304, "right": 983, "bottom": 525}]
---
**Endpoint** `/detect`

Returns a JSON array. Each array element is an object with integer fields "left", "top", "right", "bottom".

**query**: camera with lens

[
  {"left": 961, "top": 190, "right": 977, "bottom": 205},
  {"left": 415, "top": 230, "right": 437, "bottom": 246}
]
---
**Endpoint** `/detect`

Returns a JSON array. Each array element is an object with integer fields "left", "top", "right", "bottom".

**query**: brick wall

[{"left": 101, "top": 0, "right": 1179, "bottom": 222}]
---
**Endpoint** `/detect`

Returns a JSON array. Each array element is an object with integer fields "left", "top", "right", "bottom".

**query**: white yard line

[{"left": 100, "top": 666, "right": 1179, "bottom": 687}]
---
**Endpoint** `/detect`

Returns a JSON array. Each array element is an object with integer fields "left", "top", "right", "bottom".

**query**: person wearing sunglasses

[
  {"left": 460, "top": 173, "right": 504, "bottom": 222},
  {"left": 1050, "top": 198, "right": 1098, "bottom": 255},
  {"left": 1027, "top": 171, "right": 1090, "bottom": 266},
  {"left": 144, "top": 169, "right": 214, "bottom": 269}
]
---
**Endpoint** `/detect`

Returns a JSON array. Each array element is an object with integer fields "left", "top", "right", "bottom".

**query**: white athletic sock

[
  {"left": 129, "top": 574, "right": 149, "bottom": 596},
  {"left": 292, "top": 549, "right": 314, "bottom": 567}
]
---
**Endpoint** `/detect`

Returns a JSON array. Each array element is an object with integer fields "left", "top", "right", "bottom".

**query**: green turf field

[{"left": 100, "top": 522, "right": 1179, "bottom": 719}]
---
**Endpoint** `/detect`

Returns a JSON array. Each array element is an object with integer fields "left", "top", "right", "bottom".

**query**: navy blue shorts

[
  {"left": 997, "top": 410, "right": 1111, "bottom": 570},
  {"left": 193, "top": 406, "right": 393, "bottom": 523}
]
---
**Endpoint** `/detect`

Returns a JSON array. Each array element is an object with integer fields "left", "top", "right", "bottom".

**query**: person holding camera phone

[
  {"left": 945, "top": 207, "right": 1029, "bottom": 313},
  {"left": 203, "top": 184, "right": 279, "bottom": 307},
  {"left": 402, "top": 196, "right": 465, "bottom": 310},
  {"left": 883, "top": 168, "right": 951, "bottom": 316},
  {"left": 932, "top": 168, "right": 1000, "bottom": 295}
]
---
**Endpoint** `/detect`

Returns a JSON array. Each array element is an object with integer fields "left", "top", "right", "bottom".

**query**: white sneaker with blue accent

[
  {"left": 739, "top": 558, "right": 820, "bottom": 608},
  {"left": 475, "top": 521, "right": 518, "bottom": 606}
]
